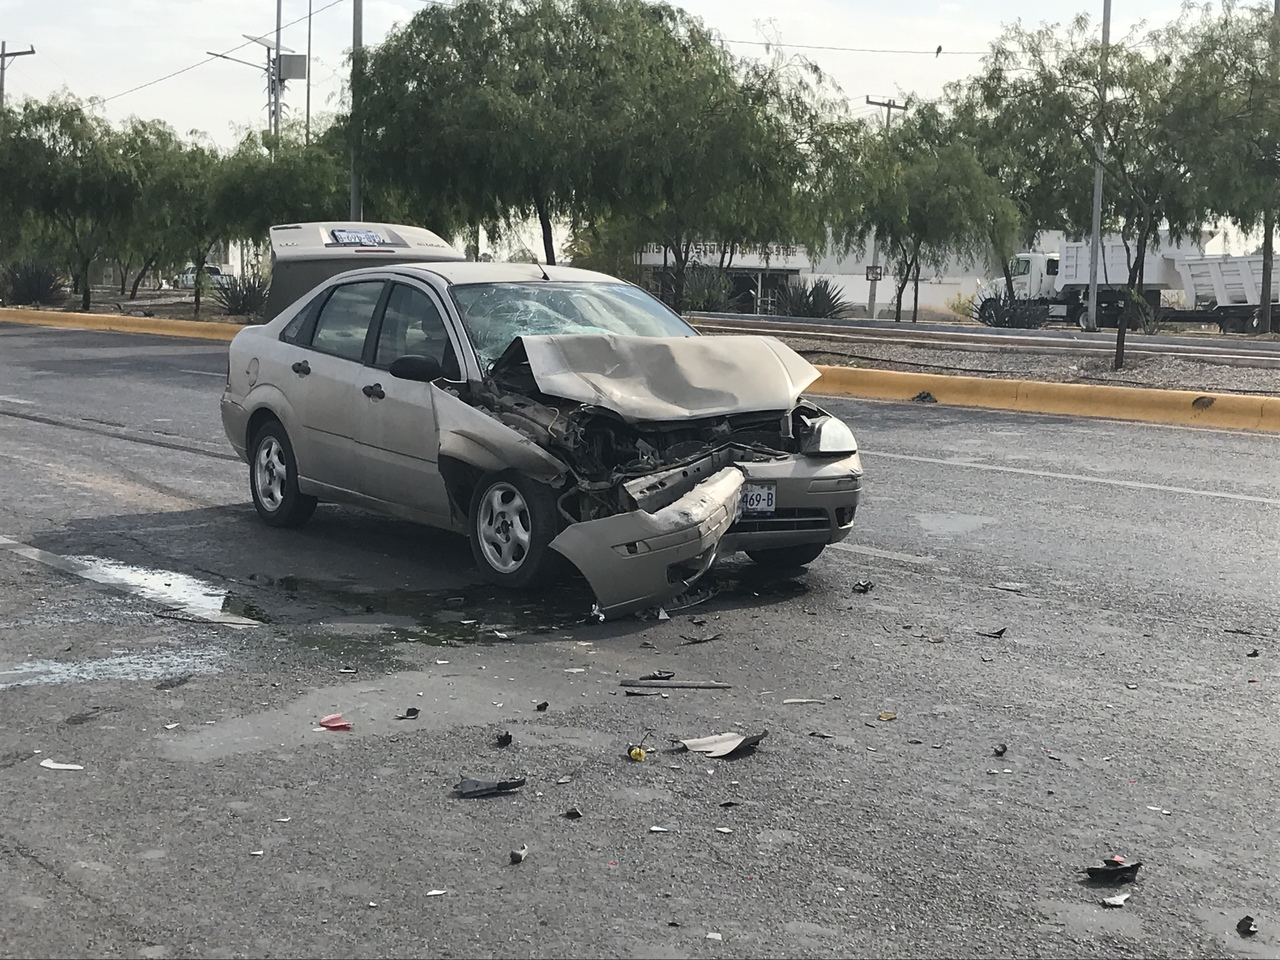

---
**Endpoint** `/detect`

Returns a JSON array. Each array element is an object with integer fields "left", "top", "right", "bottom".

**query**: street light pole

[
  {"left": 1085, "top": 0, "right": 1112, "bottom": 333},
  {"left": 273, "top": 0, "right": 283, "bottom": 138},
  {"left": 305, "top": 0, "right": 313, "bottom": 145},
  {"left": 0, "top": 41, "right": 37, "bottom": 115},
  {"left": 350, "top": 0, "right": 363, "bottom": 220}
]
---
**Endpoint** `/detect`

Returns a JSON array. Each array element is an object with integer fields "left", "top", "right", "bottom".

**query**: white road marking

[
  {"left": 0, "top": 395, "right": 35, "bottom": 405},
  {"left": 829, "top": 542, "right": 935, "bottom": 565},
  {"left": 868, "top": 451, "right": 1280, "bottom": 506}
]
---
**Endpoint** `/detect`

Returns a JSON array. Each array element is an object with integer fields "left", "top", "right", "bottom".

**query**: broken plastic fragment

[
  {"left": 977, "top": 626, "right": 1007, "bottom": 639},
  {"left": 1101, "top": 892, "right": 1130, "bottom": 908},
  {"left": 714, "top": 827, "right": 733, "bottom": 834},
  {"left": 427, "top": 889, "right": 446, "bottom": 897},
  {"left": 1238, "top": 915, "right": 1258, "bottom": 936},
  {"left": 556, "top": 776, "right": 572, "bottom": 784},
  {"left": 679, "top": 731, "right": 767, "bottom": 758},
  {"left": 38, "top": 759, "right": 83, "bottom": 771},
  {"left": 852, "top": 580, "right": 874, "bottom": 594},
  {"left": 395, "top": 707, "right": 420, "bottom": 721},
  {"left": 275, "top": 817, "right": 291, "bottom": 823},
  {"left": 565, "top": 668, "right": 586, "bottom": 674},
  {"left": 782, "top": 698, "right": 824, "bottom": 705},
  {"left": 640, "top": 670, "right": 676, "bottom": 681},
  {"left": 877, "top": 711, "right": 897, "bottom": 722},
  {"left": 454, "top": 776, "right": 526, "bottom": 798},
  {"left": 338, "top": 667, "right": 356, "bottom": 674},
  {"left": 563, "top": 807, "right": 583, "bottom": 820},
  {"left": 719, "top": 800, "right": 740, "bottom": 808},
  {"left": 163, "top": 723, "right": 180, "bottom": 730},
  {"left": 809, "top": 731, "right": 836, "bottom": 739},
  {"left": 1085, "top": 858, "right": 1141, "bottom": 883},
  {"left": 510, "top": 844, "right": 528, "bottom": 864},
  {"left": 994, "top": 743, "right": 1008, "bottom": 757},
  {"left": 650, "top": 826, "right": 669, "bottom": 833},
  {"left": 249, "top": 850, "right": 264, "bottom": 857},
  {"left": 319, "top": 713, "right": 351, "bottom": 731},
  {"left": 706, "top": 932, "right": 723, "bottom": 941},
  {"left": 657, "top": 608, "right": 670, "bottom": 621},
  {"left": 495, "top": 731, "right": 513, "bottom": 748},
  {"left": 535, "top": 701, "right": 549, "bottom": 712}
]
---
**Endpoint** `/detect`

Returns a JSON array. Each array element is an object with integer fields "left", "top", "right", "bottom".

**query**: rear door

[
  {"left": 287, "top": 279, "right": 387, "bottom": 493},
  {"left": 354, "top": 281, "right": 462, "bottom": 518}
]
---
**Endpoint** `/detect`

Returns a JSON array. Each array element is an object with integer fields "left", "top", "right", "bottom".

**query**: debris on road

[
  {"left": 1100, "top": 892, "right": 1130, "bottom": 908},
  {"left": 809, "top": 731, "right": 836, "bottom": 739},
  {"left": 627, "top": 744, "right": 648, "bottom": 761},
  {"left": 715, "top": 827, "right": 733, "bottom": 834},
  {"left": 1247, "top": 649, "right": 1260, "bottom": 658},
  {"left": 877, "top": 711, "right": 897, "bottom": 722},
  {"left": 163, "top": 723, "right": 180, "bottom": 730},
  {"left": 275, "top": 817, "right": 291, "bottom": 823},
  {"left": 427, "top": 889, "right": 446, "bottom": 897},
  {"left": 981, "top": 656, "right": 994, "bottom": 663},
  {"left": 536, "top": 701, "right": 549, "bottom": 712},
  {"left": 679, "top": 731, "right": 767, "bottom": 758},
  {"left": 625, "top": 689, "right": 661, "bottom": 697},
  {"left": 249, "top": 850, "right": 264, "bottom": 857},
  {"left": 1085, "top": 856, "right": 1141, "bottom": 883},
  {"left": 565, "top": 668, "right": 586, "bottom": 674},
  {"left": 1237, "top": 916, "right": 1259, "bottom": 937},
  {"left": 640, "top": 670, "right": 676, "bottom": 681},
  {"left": 679, "top": 633, "right": 722, "bottom": 646},
  {"left": 38, "top": 758, "right": 83, "bottom": 771},
  {"left": 649, "top": 825, "right": 669, "bottom": 833},
  {"left": 852, "top": 580, "right": 874, "bottom": 594},
  {"left": 706, "top": 932, "right": 723, "bottom": 941},
  {"left": 319, "top": 713, "right": 352, "bottom": 731},
  {"left": 783, "top": 698, "right": 824, "bottom": 705},
  {"left": 510, "top": 844, "right": 529, "bottom": 864},
  {"left": 495, "top": 731, "right": 513, "bottom": 748},
  {"left": 564, "top": 807, "right": 583, "bottom": 819},
  {"left": 691, "top": 616, "right": 708, "bottom": 626},
  {"left": 907, "top": 738, "right": 924, "bottom": 744},
  {"left": 977, "top": 627, "right": 1007, "bottom": 639},
  {"left": 658, "top": 608, "right": 670, "bottom": 621},
  {"left": 719, "top": 800, "right": 740, "bottom": 808},
  {"left": 395, "top": 707, "right": 420, "bottom": 720},
  {"left": 912, "top": 391, "right": 938, "bottom": 403},
  {"left": 1125, "top": 683, "right": 1138, "bottom": 690},
  {"left": 622, "top": 679, "right": 731, "bottom": 690},
  {"left": 338, "top": 667, "right": 357, "bottom": 674},
  {"left": 994, "top": 743, "right": 1008, "bottom": 757},
  {"left": 993, "top": 582, "right": 1026, "bottom": 593},
  {"left": 454, "top": 777, "right": 526, "bottom": 798}
]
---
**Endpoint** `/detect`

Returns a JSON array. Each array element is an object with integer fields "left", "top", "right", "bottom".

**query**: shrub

[
  {"left": 774, "top": 278, "right": 852, "bottom": 319},
  {"left": 945, "top": 291, "right": 975, "bottom": 318},
  {"left": 4, "top": 260, "right": 67, "bottom": 306},
  {"left": 682, "top": 264, "right": 740, "bottom": 313},
  {"left": 213, "top": 274, "right": 269, "bottom": 317}
]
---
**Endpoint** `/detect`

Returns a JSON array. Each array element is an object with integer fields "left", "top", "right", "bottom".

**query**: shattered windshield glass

[{"left": 450, "top": 282, "right": 696, "bottom": 369}]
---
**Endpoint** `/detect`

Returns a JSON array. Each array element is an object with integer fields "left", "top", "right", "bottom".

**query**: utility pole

[
  {"left": 1085, "top": 0, "right": 1112, "bottom": 334},
  {"left": 273, "top": 0, "right": 283, "bottom": 138},
  {"left": 865, "top": 96, "right": 907, "bottom": 320},
  {"left": 0, "top": 42, "right": 36, "bottom": 114},
  {"left": 305, "top": 0, "right": 313, "bottom": 145},
  {"left": 1261, "top": 0, "right": 1280, "bottom": 335},
  {"left": 349, "top": 0, "right": 364, "bottom": 220}
]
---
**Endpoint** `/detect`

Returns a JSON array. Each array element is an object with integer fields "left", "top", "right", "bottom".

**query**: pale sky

[{"left": 0, "top": 0, "right": 1186, "bottom": 147}]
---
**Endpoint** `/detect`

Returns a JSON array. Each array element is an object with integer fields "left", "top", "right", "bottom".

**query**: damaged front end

[{"left": 434, "top": 334, "right": 844, "bottom": 616}]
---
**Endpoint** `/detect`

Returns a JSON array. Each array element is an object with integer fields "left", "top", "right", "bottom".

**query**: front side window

[
  {"left": 374, "top": 283, "right": 460, "bottom": 378},
  {"left": 1012, "top": 258, "right": 1032, "bottom": 277},
  {"left": 309, "top": 281, "right": 384, "bottom": 362},
  {"left": 450, "top": 281, "right": 695, "bottom": 369}
]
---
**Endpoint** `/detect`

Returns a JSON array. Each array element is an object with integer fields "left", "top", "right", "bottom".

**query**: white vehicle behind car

[{"left": 173, "top": 265, "right": 232, "bottom": 290}]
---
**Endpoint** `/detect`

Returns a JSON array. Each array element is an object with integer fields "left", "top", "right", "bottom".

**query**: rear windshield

[{"left": 450, "top": 281, "right": 695, "bottom": 368}]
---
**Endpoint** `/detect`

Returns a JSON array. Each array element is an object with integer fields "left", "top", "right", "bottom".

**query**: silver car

[{"left": 221, "top": 244, "right": 863, "bottom": 615}]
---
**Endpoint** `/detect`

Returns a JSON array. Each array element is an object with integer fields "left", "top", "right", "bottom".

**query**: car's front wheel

[
  {"left": 746, "top": 543, "right": 827, "bottom": 570},
  {"left": 249, "top": 419, "right": 318, "bottom": 528},
  {"left": 469, "top": 472, "right": 566, "bottom": 588}
]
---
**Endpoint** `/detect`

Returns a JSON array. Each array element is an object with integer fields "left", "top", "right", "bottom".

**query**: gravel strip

[{"left": 782, "top": 335, "right": 1280, "bottom": 396}]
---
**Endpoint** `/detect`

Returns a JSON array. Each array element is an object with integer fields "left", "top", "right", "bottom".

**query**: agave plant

[
  {"left": 682, "top": 264, "right": 740, "bottom": 313},
  {"left": 3, "top": 260, "right": 67, "bottom": 306},
  {"left": 213, "top": 274, "right": 270, "bottom": 318},
  {"left": 773, "top": 278, "right": 852, "bottom": 319}
]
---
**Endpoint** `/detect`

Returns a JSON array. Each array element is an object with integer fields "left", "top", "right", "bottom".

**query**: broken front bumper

[{"left": 549, "top": 467, "right": 745, "bottom": 618}]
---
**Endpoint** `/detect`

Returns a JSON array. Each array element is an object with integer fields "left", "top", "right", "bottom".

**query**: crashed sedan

[{"left": 221, "top": 225, "right": 863, "bottom": 616}]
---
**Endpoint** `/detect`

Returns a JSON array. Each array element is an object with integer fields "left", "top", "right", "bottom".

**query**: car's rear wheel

[
  {"left": 746, "top": 543, "right": 827, "bottom": 570},
  {"left": 250, "top": 419, "right": 317, "bottom": 528},
  {"left": 469, "top": 472, "right": 565, "bottom": 588}
]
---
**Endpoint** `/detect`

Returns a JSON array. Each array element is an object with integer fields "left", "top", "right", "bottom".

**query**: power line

[
  {"left": 725, "top": 39, "right": 986, "bottom": 55},
  {"left": 102, "top": 0, "right": 346, "bottom": 104}
]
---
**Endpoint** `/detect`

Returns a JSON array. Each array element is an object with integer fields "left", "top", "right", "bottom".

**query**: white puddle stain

[
  {"left": 0, "top": 646, "right": 224, "bottom": 690},
  {"left": 0, "top": 537, "right": 258, "bottom": 627}
]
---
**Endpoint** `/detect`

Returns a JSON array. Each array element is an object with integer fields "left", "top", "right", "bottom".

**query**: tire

[
  {"left": 746, "top": 543, "right": 827, "bottom": 570},
  {"left": 469, "top": 472, "right": 566, "bottom": 588},
  {"left": 249, "top": 419, "right": 318, "bottom": 528}
]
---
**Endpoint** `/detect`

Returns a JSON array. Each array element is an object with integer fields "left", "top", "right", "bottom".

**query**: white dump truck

[{"left": 974, "top": 236, "right": 1269, "bottom": 334}]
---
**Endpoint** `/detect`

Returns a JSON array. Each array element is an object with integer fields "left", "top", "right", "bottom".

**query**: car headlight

[{"left": 801, "top": 416, "right": 858, "bottom": 456}]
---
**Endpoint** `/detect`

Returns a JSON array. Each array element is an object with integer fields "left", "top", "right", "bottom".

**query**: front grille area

[{"left": 729, "top": 508, "right": 830, "bottom": 535}]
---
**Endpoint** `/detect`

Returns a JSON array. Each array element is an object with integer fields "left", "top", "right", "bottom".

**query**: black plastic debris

[
  {"left": 993, "top": 743, "right": 1008, "bottom": 757},
  {"left": 495, "top": 731, "right": 513, "bottom": 748},
  {"left": 454, "top": 776, "right": 526, "bottom": 798},
  {"left": 395, "top": 707, "right": 420, "bottom": 721},
  {"left": 852, "top": 580, "right": 874, "bottom": 594},
  {"left": 535, "top": 701, "right": 549, "bottom": 712},
  {"left": 977, "top": 627, "right": 1008, "bottom": 639},
  {"left": 809, "top": 731, "right": 836, "bottom": 739},
  {"left": 679, "top": 633, "right": 722, "bottom": 646},
  {"left": 625, "top": 689, "right": 661, "bottom": 697},
  {"left": 563, "top": 807, "right": 583, "bottom": 820},
  {"left": 510, "top": 844, "right": 528, "bottom": 865},
  {"left": 690, "top": 617, "right": 708, "bottom": 626},
  {"left": 1237, "top": 916, "right": 1258, "bottom": 937},
  {"left": 1085, "top": 856, "right": 1141, "bottom": 883},
  {"left": 719, "top": 800, "right": 740, "bottom": 808},
  {"left": 639, "top": 670, "right": 676, "bottom": 682},
  {"left": 911, "top": 391, "right": 938, "bottom": 403},
  {"left": 1247, "top": 649, "right": 1260, "bottom": 658}
]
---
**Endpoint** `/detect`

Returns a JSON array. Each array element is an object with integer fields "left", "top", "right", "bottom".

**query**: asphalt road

[{"left": 1, "top": 322, "right": 1277, "bottom": 960}]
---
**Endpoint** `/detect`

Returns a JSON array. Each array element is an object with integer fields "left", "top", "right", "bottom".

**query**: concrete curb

[
  {"left": 4, "top": 307, "right": 1275, "bottom": 432},
  {"left": 814, "top": 366, "right": 1280, "bottom": 433},
  {"left": 0, "top": 307, "right": 246, "bottom": 342}
]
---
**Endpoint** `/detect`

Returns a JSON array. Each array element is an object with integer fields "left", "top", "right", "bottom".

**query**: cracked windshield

[{"left": 450, "top": 281, "right": 695, "bottom": 369}]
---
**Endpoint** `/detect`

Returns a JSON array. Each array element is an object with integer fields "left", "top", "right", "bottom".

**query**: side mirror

[{"left": 389, "top": 354, "right": 444, "bottom": 383}]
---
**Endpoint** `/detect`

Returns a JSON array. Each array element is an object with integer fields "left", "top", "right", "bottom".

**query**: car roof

[{"left": 394, "top": 261, "right": 622, "bottom": 285}]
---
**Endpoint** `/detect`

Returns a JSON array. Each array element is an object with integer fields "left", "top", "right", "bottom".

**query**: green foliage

[
  {"left": 681, "top": 265, "right": 739, "bottom": 313},
  {"left": 3, "top": 260, "right": 66, "bottom": 306},
  {"left": 774, "top": 278, "right": 852, "bottom": 319},
  {"left": 213, "top": 274, "right": 269, "bottom": 317},
  {"left": 945, "top": 290, "right": 975, "bottom": 318}
]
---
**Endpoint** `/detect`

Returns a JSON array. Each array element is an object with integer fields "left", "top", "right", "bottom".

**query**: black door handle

[
  {"left": 362, "top": 383, "right": 385, "bottom": 400},
  {"left": 291, "top": 360, "right": 310, "bottom": 376}
]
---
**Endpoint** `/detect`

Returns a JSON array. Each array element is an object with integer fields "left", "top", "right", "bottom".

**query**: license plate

[{"left": 741, "top": 483, "right": 776, "bottom": 515}]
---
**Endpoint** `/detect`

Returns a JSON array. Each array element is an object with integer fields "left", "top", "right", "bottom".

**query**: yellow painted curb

[
  {"left": 814, "top": 365, "right": 1280, "bottom": 433},
  {"left": 0, "top": 307, "right": 246, "bottom": 342}
]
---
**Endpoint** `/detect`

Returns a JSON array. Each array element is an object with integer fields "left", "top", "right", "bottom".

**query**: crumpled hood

[{"left": 491, "top": 334, "right": 820, "bottom": 421}]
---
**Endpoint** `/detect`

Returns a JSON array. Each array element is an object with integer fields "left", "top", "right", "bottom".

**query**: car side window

[
  {"left": 309, "top": 281, "right": 385, "bottom": 362},
  {"left": 374, "top": 283, "right": 460, "bottom": 378}
]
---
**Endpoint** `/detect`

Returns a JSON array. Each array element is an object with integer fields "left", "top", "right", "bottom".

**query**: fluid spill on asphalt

[{"left": 0, "top": 646, "right": 224, "bottom": 690}]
